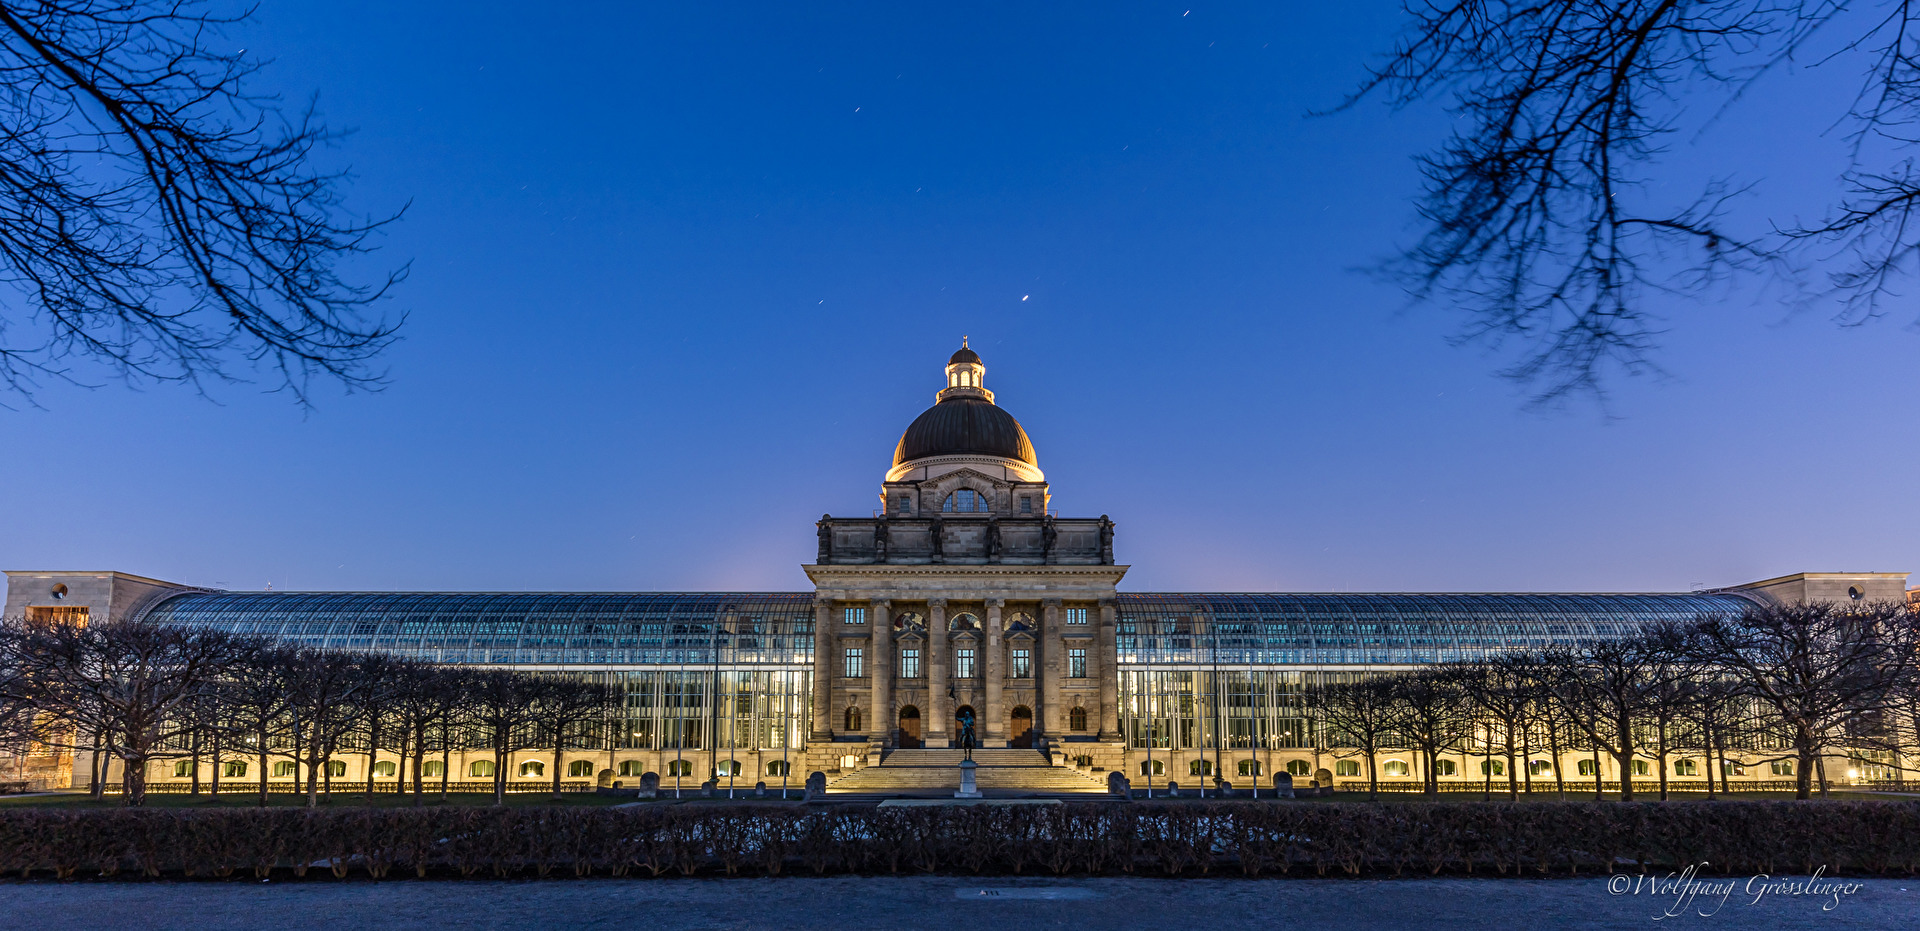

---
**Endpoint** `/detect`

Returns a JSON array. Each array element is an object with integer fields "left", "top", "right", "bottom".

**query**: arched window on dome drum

[{"left": 943, "top": 489, "right": 989, "bottom": 513}]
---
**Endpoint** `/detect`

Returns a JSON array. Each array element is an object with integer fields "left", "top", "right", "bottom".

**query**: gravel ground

[{"left": 0, "top": 874, "right": 1909, "bottom": 929}]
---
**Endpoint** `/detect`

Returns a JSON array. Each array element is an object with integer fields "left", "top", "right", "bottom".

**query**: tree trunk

[
  {"left": 493, "top": 742, "right": 506, "bottom": 806},
  {"left": 1545, "top": 721, "right": 1566, "bottom": 799},
  {"left": 1796, "top": 743, "right": 1814, "bottom": 800},
  {"left": 1656, "top": 720, "right": 1669, "bottom": 801},
  {"left": 121, "top": 753, "right": 147, "bottom": 807},
  {"left": 258, "top": 741, "right": 270, "bottom": 808},
  {"left": 1521, "top": 728, "right": 1533, "bottom": 796},
  {"left": 1366, "top": 751, "right": 1378, "bottom": 801},
  {"left": 552, "top": 742, "right": 564, "bottom": 801},
  {"left": 1615, "top": 750, "right": 1635, "bottom": 802},
  {"left": 189, "top": 730, "right": 202, "bottom": 796},
  {"left": 1592, "top": 747, "right": 1602, "bottom": 800},
  {"left": 365, "top": 718, "right": 380, "bottom": 801}
]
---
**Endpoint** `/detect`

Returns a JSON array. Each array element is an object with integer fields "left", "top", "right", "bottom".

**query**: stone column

[
  {"left": 1040, "top": 599, "right": 1063, "bottom": 739},
  {"left": 869, "top": 600, "right": 892, "bottom": 746},
  {"left": 927, "top": 599, "right": 950, "bottom": 747},
  {"left": 984, "top": 599, "right": 1005, "bottom": 747},
  {"left": 1097, "top": 600, "right": 1120, "bottom": 740},
  {"left": 810, "top": 598, "right": 834, "bottom": 741}
]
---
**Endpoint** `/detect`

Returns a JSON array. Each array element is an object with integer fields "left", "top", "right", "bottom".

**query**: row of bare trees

[
  {"left": 0, "top": 617, "right": 615, "bottom": 806},
  {"left": 1310, "top": 601, "right": 1920, "bottom": 801}
]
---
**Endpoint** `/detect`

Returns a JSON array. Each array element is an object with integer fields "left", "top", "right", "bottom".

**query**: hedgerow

[{"left": 1, "top": 801, "right": 1917, "bottom": 880}]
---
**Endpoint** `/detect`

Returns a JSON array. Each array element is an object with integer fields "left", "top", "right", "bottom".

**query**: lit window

[
  {"left": 273, "top": 761, "right": 297, "bottom": 778},
  {"left": 768, "top": 760, "right": 790, "bottom": 776},
  {"left": 1577, "top": 759, "right": 1597, "bottom": 776},
  {"left": 1286, "top": 760, "right": 1311, "bottom": 777},
  {"left": 223, "top": 760, "right": 247, "bottom": 778},
  {"left": 1529, "top": 759, "right": 1553, "bottom": 776},
  {"left": 1011, "top": 648, "right": 1031, "bottom": 678},
  {"left": 900, "top": 648, "right": 922, "bottom": 678},
  {"left": 845, "top": 707, "right": 862, "bottom": 732},
  {"left": 520, "top": 761, "right": 546, "bottom": 778},
  {"left": 423, "top": 761, "right": 445, "bottom": 778},
  {"left": 1190, "top": 759, "right": 1214, "bottom": 777},
  {"left": 1631, "top": 760, "right": 1650, "bottom": 777},
  {"left": 956, "top": 648, "right": 976, "bottom": 679},
  {"left": 1383, "top": 760, "right": 1410, "bottom": 777},
  {"left": 172, "top": 760, "right": 192, "bottom": 778},
  {"left": 1064, "top": 607, "right": 1088, "bottom": 625},
  {"left": 1434, "top": 759, "right": 1457, "bottom": 776},
  {"left": 1673, "top": 759, "right": 1697, "bottom": 776},
  {"left": 1771, "top": 760, "right": 1794, "bottom": 776},
  {"left": 1069, "top": 706, "right": 1088, "bottom": 731},
  {"left": 1068, "top": 648, "right": 1087, "bottom": 678},
  {"left": 667, "top": 760, "right": 694, "bottom": 777},
  {"left": 371, "top": 760, "right": 397, "bottom": 777},
  {"left": 470, "top": 760, "right": 495, "bottom": 778},
  {"left": 943, "top": 489, "right": 989, "bottom": 513},
  {"left": 844, "top": 607, "right": 866, "bottom": 625},
  {"left": 1237, "top": 759, "right": 1261, "bottom": 777},
  {"left": 568, "top": 760, "right": 595, "bottom": 777},
  {"left": 618, "top": 761, "right": 645, "bottom": 777},
  {"left": 326, "top": 761, "right": 346, "bottom": 777},
  {"left": 716, "top": 760, "right": 741, "bottom": 777},
  {"left": 844, "top": 646, "right": 864, "bottom": 678},
  {"left": 1335, "top": 760, "right": 1360, "bottom": 776},
  {"left": 1479, "top": 759, "right": 1505, "bottom": 776},
  {"left": 1140, "top": 759, "right": 1164, "bottom": 776},
  {"left": 1722, "top": 760, "right": 1747, "bottom": 777}
]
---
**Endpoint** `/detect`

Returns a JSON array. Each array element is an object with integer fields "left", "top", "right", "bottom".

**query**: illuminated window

[
  {"left": 326, "top": 761, "right": 346, "bottom": 777},
  {"left": 1064, "top": 607, "right": 1088, "bottom": 625},
  {"left": 844, "top": 646, "right": 864, "bottom": 677},
  {"left": 618, "top": 761, "right": 645, "bottom": 777},
  {"left": 845, "top": 707, "right": 862, "bottom": 732},
  {"left": 1068, "top": 648, "right": 1087, "bottom": 678},
  {"left": 900, "top": 648, "right": 922, "bottom": 678},
  {"left": 1069, "top": 706, "right": 1087, "bottom": 731},
  {"left": 371, "top": 760, "right": 397, "bottom": 777},
  {"left": 273, "top": 761, "right": 297, "bottom": 778},
  {"left": 1529, "top": 759, "right": 1553, "bottom": 776},
  {"left": 667, "top": 759, "right": 694, "bottom": 777},
  {"left": 1771, "top": 760, "right": 1794, "bottom": 776},
  {"left": 1286, "top": 760, "right": 1311, "bottom": 776},
  {"left": 223, "top": 761, "right": 247, "bottom": 778},
  {"left": 1672, "top": 759, "right": 1697, "bottom": 776},
  {"left": 172, "top": 760, "right": 192, "bottom": 778},
  {"left": 1140, "top": 759, "right": 1164, "bottom": 776},
  {"left": 1383, "top": 760, "right": 1410, "bottom": 777},
  {"left": 768, "top": 760, "right": 790, "bottom": 776},
  {"left": 1577, "top": 759, "right": 1597, "bottom": 776},
  {"left": 1479, "top": 759, "right": 1505, "bottom": 776},
  {"left": 844, "top": 607, "right": 866, "bottom": 625},
  {"left": 1631, "top": 760, "right": 1650, "bottom": 777},
  {"left": 943, "top": 489, "right": 989, "bottom": 513},
  {"left": 568, "top": 760, "right": 594, "bottom": 777},
  {"left": 1434, "top": 759, "right": 1457, "bottom": 776},
  {"left": 956, "top": 648, "right": 976, "bottom": 679},
  {"left": 1237, "top": 759, "right": 1261, "bottom": 777},
  {"left": 1335, "top": 760, "right": 1360, "bottom": 776},
  {"left": 470, "top": 760, "right": 495, "bottom": 778},
  {"left": 1190, "top": 759, "right": 1214, "bottom": 777},
  {"left": 715, "top": 760, "right": 741, "bottom": 777},
  {"left": 1011, "top": 648, "right": 1031, "bottom": 678},
  {"left": 423, "top": 761, "right": 445, "bottom": 778}
]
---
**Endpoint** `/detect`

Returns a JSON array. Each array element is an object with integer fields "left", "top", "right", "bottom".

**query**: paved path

[{"left": 0, "top": 875, "right": 1910, "bottom": 929}]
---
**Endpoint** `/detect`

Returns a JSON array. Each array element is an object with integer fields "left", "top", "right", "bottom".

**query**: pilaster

[
  {"left": 1097, "top": 599, "right": 1119, "bottom": 740},
  {"left": 810, "top": 598, "right": 833, "bottom": 741},
  {"left": 984, "top": 598, "right": 1005, "bottom": 747},
  {"left": 1041, "top": 598, "right": 1063, "bottom": 738},
  {"left": 928, "top": 599, "right": 951, "bottom": 747},
  {"left": 870, "top": 599, "right": 892, "bottom": 747}
]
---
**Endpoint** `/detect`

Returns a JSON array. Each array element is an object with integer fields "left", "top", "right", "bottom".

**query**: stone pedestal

[{"left": 954, "top": 760, "right": 982, "bottom": 798}]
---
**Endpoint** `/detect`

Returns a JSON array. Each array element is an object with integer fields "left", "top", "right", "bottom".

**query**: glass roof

[
  {"left": 1113, "top": 592, "right": 1755, "bottom": 666},
  {"left": 140, "top": 592, "right": 818, "bottom": 666},
  {"left": 141, "top": 589, "right": 1755, "bottom": 668}
]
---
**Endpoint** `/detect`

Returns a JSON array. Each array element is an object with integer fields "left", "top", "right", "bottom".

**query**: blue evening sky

[{"left": 2, "top": 3, "right": 1912, "bottom": 595}]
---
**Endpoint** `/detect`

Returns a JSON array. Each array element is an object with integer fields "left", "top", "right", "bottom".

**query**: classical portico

[{"left": 806, "top": 342, "right": 1127, "bottom": 757}]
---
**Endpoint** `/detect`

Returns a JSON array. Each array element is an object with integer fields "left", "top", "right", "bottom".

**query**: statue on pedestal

[{"left": 956, "top": 707, "right": 977, "bottom": 762}]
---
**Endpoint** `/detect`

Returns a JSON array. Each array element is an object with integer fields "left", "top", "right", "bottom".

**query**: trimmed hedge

[{"left": 2, "top": 801, "right": 1918, "bottom": 880}]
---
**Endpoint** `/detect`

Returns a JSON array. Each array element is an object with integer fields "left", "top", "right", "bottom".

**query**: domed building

[{"left": 4, "top": 342, "right": 1909, "bottom": 795}]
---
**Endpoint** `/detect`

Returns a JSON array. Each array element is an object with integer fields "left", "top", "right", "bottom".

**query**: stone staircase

[{"left": 826, "top": 748, "right": 1109, "bottom": 796}]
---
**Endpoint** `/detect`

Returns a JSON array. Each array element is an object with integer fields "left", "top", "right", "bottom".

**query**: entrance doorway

[
  {"left": 1009, "top": 705, "right": 1034, "bottom": 748},
  {"left": 897, "top": 706, "right": 922, "bottom": 749}
]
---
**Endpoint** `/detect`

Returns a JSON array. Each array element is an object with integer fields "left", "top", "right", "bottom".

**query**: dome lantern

[{"left": 940, "top": 336, "right": 991, "bottom": 402}]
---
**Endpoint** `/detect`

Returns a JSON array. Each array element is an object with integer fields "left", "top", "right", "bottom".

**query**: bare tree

[
  {"left": 466, "top": 669, "right": 541, "bottom": 805},
  {"left": 529, "top": 676, "right": 613, "bottom": 800},
  {"left": 5, "top": 617, "right": 247, "bottom": 804},
  {"left": 0, "top": 0, "right": 404, "bottom": 406},
  {"left": 283, "top": 648, "right": 370, "bottom": 807},
  {"left": 1458, "top": 656, "right": 1535, "bottom": 799},
  {"left": 1690, "top": 601, "right": 1917, "bottom": 799},
  {"left": 1547, "top": 638, "right": 1666, "bottom": 801},
  {"left": 1348, "top": 2, "right": 1920, "bottom": 402},
  {"left": 385, "top": 663, "right": 457, "bottom": 805},
  {"left": 1307, "top": 675, "right": 1400, "bottom": 800},
  {"left": 1387, "top": 668, "right": 1472, "bottom": 796}
]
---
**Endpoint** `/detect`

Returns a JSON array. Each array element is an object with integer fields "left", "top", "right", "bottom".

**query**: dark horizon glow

[{"left": 1, "top": 3, "right": 1914, "bottom": 597}]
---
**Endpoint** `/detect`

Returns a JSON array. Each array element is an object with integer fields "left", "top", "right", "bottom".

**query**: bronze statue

[{"left": 956, "top": 707, "right": 977, "bottom": 761}]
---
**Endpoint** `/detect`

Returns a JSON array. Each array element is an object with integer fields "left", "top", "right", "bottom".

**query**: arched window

[
  {"left": 1335, "top": 760, "right": 1360, "bottom": 776},
  {"left": 942, "top": 489, "right": 990, "bottom": 513},
  {"left": 1189, "top": 759, "right": 1213, "bottom": 777},
  {"left": 470, "top": 760, "right": 495, "bottom": 777},
  {"left": 1631, "top": 759, "right": 1650, "bottom": 777},
  {"left": 1577, "top": 759, "right": 1597, "bottom": 777},
  {"left": 326, "top": 760, "right": 347, "bottom": 777},
  {"left": 618, "top": 760, "right": 646, "bottom": 777},
  {"left": 1672, "top": 759, "right": 1698, "bottom": 776},
  {"left": 568, "top": 760, "right": 595, "bottom": 777},
  {"left": 716, "top": 760, "right": 742, "bottom": 777},
  {"left": 1433, "top": 759, "right": 1457, "bottom": 776},
  {"left": 519, "top": 761, "right": 545, "bottom": 777},
  {"left": 1285, "top": 759, "right": 1311, "bottom": 777},
  {"left": 767, "top": 760, "right": 791, "bottom": 776},
  {"left": 1237, "top": 759, "right": 1261, "bottom": 777},
  {"left": 1068, "top": 706, "right": 1088, "bottom": 732},
  {"left": 845, "top": 707, "right": 862, "bottom": 732},
  {"left": 172, "top": 760, "right": 192, "bottom": 777},
  {"left": 273, "top": 761, "right": 297, "bottom": 778},
  {"left": 223, "top": 760, "right": 247, "bottom": 778},
  {"left": 1139, "top": 759, "right": 1164, "bottom": 776},
  {"left": 371, "top": 760, "right": 397, "bottom": 777},
  {"left": 423, "top": 760, "right": 445, "bottom": 778},
  {"left": 1529, "top": 759, "right": 1554, "bottom": 776},
  {"left": 1479, "top": 759, "right": 1505, "bottom": 776},
  {"left": 667, "top": 759, "right": 694, "bottom": 777},
  {"left": 1770, "top": 760, "right": 1795, "bottom": 776},
  {"left": 1383, "top": 760, "right": 1410, "bottom": 777}
]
